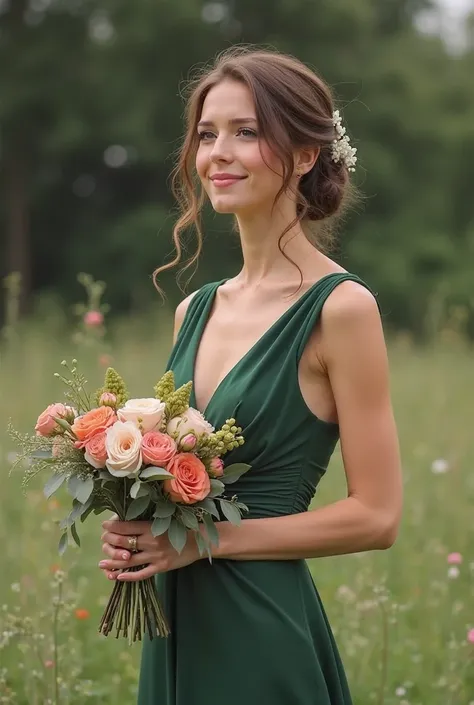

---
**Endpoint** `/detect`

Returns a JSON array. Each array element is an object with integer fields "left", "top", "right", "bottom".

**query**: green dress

[{"left": 138, "top": 272, "right": 377, "bottom": 705}]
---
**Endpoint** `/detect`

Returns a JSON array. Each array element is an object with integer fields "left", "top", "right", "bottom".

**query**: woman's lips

[{"left": 210, "top": 175, "right": 246, "bottom": 188}]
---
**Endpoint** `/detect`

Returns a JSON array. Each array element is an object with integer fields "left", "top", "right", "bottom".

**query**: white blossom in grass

[{"left": 431, "top": 458, "right": 449, "bottom": 474}]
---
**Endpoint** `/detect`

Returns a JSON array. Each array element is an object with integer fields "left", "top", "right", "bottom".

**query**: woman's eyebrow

[{"left": 197, "top": 117, "right": 257, "bottom": 127}]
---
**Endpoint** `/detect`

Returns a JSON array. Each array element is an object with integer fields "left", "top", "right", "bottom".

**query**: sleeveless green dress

[{"left": 138, "top": 272, "right": 377, "bottom": 705}]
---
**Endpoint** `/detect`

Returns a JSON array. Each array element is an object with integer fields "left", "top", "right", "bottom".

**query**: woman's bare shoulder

[{"left": 173, "top": 290, "right": 201, "bottom": 343}]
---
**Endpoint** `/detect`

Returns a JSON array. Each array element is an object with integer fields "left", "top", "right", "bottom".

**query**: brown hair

[{"left": 153, "top": 46, "right": 356, "bottom": 292}]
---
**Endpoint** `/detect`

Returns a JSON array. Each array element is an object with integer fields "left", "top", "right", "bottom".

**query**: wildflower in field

[
  {"left": 10, "top": 584, "right": 20, "bottom": 593},
  {"left": 99, "top": 353, "right": 113, "bottom": 367},
  {"left": 74, "top": 608, "right": 90, "bottom": 620},
  {"left": 448, "top": 566, "right": 460, "bottom": 579},
  {"left": 84, "top": 310, "right": 104, "bottom": 327},
  {"left": 395, "top": 687, "right": 406, "bottom": 697},
  {"left": 50, "top": 564, "right": 62, "bottom": 574},
  {"left": 447, "top": 552, "right": 462, "bottom": 564},
  {"left": 467, "top": 628, "right": 474, "bottom": 644},
  {"left": 44, "top": 660, "right": 54, "bottom": 668},
  {"left": 431, "top": 458, "right": 449, "bottom": 474}
]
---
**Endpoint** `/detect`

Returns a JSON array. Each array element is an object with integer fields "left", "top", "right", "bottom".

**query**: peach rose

[
  {"left": 141, "top": 432, "right": 177, "bottom": 466},
  {"left": 72, "top": 406, "right": 117, "bottom": 446},
  {"left": 84, "top": 431, "right": 107, "bottom": 469},
  {"left": 164, "top": 453, "right": 210, "bottom": 505},
  {"left": 35, "top": 403, "right": 76, "bottom": 437}
]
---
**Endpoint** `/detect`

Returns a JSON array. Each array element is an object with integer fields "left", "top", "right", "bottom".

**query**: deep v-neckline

[{"left": 190, "top": 273, "right": 341, "bottom": 416}]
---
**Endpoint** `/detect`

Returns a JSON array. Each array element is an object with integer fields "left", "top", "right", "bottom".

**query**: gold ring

[{"left": 128, "top": 535, "right": 138, "bottom": 553}]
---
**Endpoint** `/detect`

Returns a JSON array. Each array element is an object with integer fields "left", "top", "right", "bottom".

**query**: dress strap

[
  {"left": 294, "top": 273, "right": 381, "bottom": 361},
  {"left": 174, "top": 280, "right": 224, "bottom": 347}
]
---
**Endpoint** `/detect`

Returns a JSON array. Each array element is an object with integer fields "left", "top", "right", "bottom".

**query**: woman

[{"left": 99, "top": 47, "right": 402, "bottom": 704}]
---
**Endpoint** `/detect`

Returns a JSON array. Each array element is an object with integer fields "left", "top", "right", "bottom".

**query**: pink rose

[
  {"left": 84, "top": 310, "right": 104, "bottom": 327},
  {"left": 35, "top": 403, "right": 76, "bottom": 437},
  {"left": 84, "top": 431, "right": 107, "bottom": 469},
  {"left": 142, "top": 431, "right": 177, "bottom": 466},
  {"left": 164, "top": 453, "right": 210, "bottom": 505},
  {"left": 209, "top": 457, "right": 224, "bottom": 478}
]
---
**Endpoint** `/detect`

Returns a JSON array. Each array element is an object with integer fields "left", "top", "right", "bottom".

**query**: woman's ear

[{"left": 294, "top": 147, "right": 320, "bottom": 177}]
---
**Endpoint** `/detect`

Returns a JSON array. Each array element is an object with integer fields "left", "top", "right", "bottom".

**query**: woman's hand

[{"left": 99, "top": 518, "right": 201, "bottom": 581}]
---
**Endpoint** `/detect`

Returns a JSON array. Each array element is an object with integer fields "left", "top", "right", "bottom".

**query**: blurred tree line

[{"left": 1, "top": 0, "right": 474, "bottom": 338}]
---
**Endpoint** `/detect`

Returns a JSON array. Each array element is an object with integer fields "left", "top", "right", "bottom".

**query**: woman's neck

[{"left": 234, "top": 208, "right": 322, "bottom": 287}]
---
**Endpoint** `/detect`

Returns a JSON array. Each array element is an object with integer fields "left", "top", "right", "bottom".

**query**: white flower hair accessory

[{"left": 331, "top": 110, "right": 357, "bottom": 172}]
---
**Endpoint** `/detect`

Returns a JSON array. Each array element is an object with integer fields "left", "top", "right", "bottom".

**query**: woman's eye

[
  {"left": 238, "top": 128, "right": 257, "bottom": 138},
  {"left": 198, "top": 131, "right": 215, "bottom": 141}
]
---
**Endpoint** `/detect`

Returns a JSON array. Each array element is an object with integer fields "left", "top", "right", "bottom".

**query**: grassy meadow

[{"left": 0, "top": 296, "right": 473, "bottom": 705}]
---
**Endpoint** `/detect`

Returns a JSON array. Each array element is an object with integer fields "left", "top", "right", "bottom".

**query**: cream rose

[
  {"left": 167, "top": 407, "right": 214, "bottom": 444},
  {"left": 105, "top": 421, "right": 143, "bottom": 477},
  {"left": 117, "top": 398, "right": 165, "bottom": 433}
]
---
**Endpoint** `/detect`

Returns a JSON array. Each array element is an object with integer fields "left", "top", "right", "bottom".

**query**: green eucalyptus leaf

[
  {"left": 221, "top": 463, "right": 251, "bottom": 485},
  {"left": 202, "top": 513, "right": 219, "bottom": 546},
  {"left": 209, "top": 479, "right": 225, "bottom": 498},
  {"left": 219, "top": 500, "right": 242, "bottom": 525},
  {"left": 151, "top": 515, "right": 172, "bottom": 537},
  {"left": 179, "top": 507, "right": 199, "bottom": 531},
  {"left": 168, "top": 517, "right": 187, "bottom": 555},
  {"left": 152, "top": 499, "right": 176, "bottom": 518},
  {"left": 58, "top": 532, "right": 68, "bottom": 556},
  {"left": 32, "top": 450, "right": 54, "bottom": 459},
  {"left": 194, "top": 530, "right": 208, "bottom": 558},
  {"left": 44, "top": 472, "right": 67, "bottom": 499},
  {"left": 98, "top": 470, "right": 115, "bottom": 481},
  {"left": 75, "top": 476, "right": 94, "bottom": 504},
  {"left": 130, "top": 480, "right": 142, "bottom": 499},
  {"left": 140, "top": 466, "right": 174, "bottom": 481},
  {"left": 70, "top": 522, "right": 81, "bottom": 547},
  {"left": 125, "top": 495, "right": 151, "bottom": 520},
  {"left": 199, "top": 498, "right": 219, "bottom": 519}
]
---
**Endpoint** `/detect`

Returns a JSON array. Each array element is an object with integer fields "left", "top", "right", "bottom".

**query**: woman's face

[{"left": 195, "top": 79, "right": 287, "bottom": 218}]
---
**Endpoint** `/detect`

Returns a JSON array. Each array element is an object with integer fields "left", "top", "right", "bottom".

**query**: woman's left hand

[{"left": 99, "top": 518, "right": 201, "bottom": 581}]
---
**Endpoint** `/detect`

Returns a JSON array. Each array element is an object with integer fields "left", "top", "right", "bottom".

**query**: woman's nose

[{"left": 210, "top": 136, "right": 233, "bottom": 163}]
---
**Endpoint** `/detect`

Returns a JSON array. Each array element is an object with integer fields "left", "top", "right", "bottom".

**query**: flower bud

[
  {"left": 99, "top": 392, "right": 117, "bottom": 408},
  {"left": 209, "top": 457, "right": 224, "bottom": 478},
  {"left": 180, "top": 433, "right": 197, "bottom": 451}
]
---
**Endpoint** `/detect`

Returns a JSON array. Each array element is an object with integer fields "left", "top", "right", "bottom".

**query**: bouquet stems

[{"left": 98, "top": 567, "right": 170, "bottom": 644}]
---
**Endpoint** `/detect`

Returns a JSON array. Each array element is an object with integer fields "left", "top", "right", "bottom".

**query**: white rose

[
  {"left": 105, "top": 421, "right": 143, "bottom": 478},
  {"left": 117, "top": 397, "right": 165, "bottom": 434},
  {"left": 167, "top": 407, "right": 214, "bottom": 443}
]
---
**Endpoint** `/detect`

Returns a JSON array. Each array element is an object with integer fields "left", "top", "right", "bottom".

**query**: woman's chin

[{"left": 210, "top": 197, "right": 245, "bottom": 214}]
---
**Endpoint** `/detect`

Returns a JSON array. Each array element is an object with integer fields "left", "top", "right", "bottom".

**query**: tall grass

[{"left": 0, "top": 282, "right": 473, "bottom": 704}]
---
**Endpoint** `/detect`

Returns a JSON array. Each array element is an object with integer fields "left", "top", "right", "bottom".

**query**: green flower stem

[{"left": 98, "top": 568, "right": 170, "bottom": 642}]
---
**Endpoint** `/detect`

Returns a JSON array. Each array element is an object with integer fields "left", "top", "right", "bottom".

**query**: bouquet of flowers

[{"left": 9, "top": 360, "right": 250, "bottom": 643}]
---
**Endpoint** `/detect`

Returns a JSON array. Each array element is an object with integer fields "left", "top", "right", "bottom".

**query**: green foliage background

[{"left": 1, "top": 0, "right": 474, "bottom": 337}]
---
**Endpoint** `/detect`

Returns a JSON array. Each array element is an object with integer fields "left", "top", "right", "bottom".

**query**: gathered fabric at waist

[{"left": 220, "top": 464, "right": 322, "bottom": 519}]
